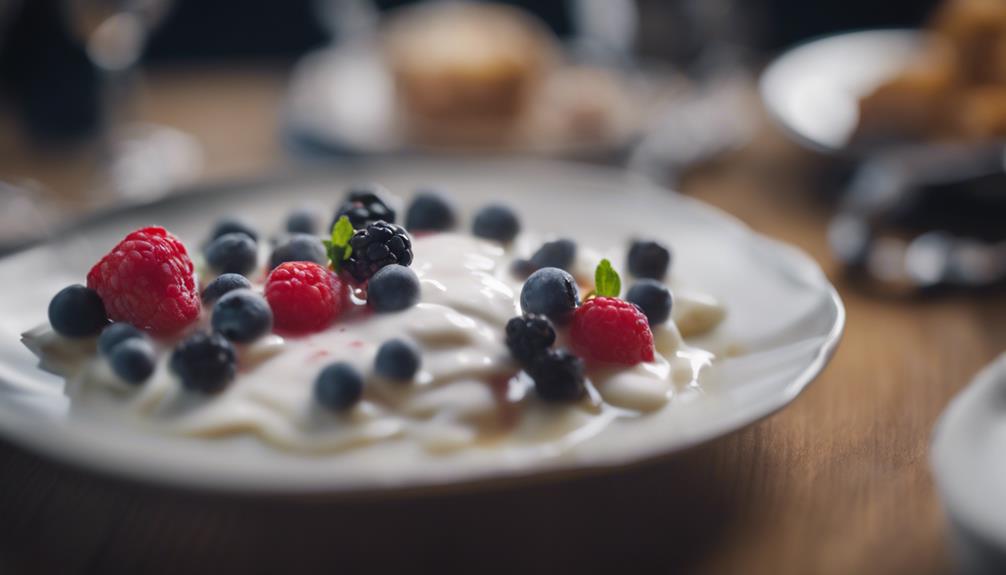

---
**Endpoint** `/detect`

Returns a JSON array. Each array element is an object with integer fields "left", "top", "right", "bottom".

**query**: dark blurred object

[
  {"left": 0, "top": 0, "right": 101, "bottom": 142},
  {"left": 829, "top": 142, "right": 1006, "bottom": 295}
]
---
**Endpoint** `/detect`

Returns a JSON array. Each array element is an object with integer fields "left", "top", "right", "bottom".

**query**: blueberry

[
  {"left": 472, "top": 204, "right": 520, "bottom": 243},
  {"left": 98, "top": 322, "right": 143, "bottom": 356},
  {"left": 405, "top": 191, "right": 456, "bottom": 232},
  {"left": 505, "top": 314, "right": 556, "bottom": 364},
  {"left": 201, "top": 273, "right": 253, "bottom": 305},
  {"left": 48, "top": 284, "right": 108, "bottom": 337},
  {"left": 204, "top": 232, "right": 258, "bottom": 276},
  {"left": 520, "top": 267, "right": 579, "bottom": 323},
  {"left": 625, "top": 280, "right": 674, "bottom": 326},
  {"left": 269, "top": 233, "right": 327, "bottom": 270},
  {"left": 529, "top": 239, "right": 576, "bottom": 272},
  {"left": 286, "top": 208, "right": 318, "bottom": 235},
  {"left": 108, "top": 338, "right": 156, "bottom": 385},
  {"left": 314, "top": 362, "right": 364, "bottom": 411},
  {"left": 528, "top": 349, "right": 585, "bottom": 402},
  {"left": 374, "top": 338, "right": 421, "bottom": 381},
  {"left": 628, "top": 240, "right": 671, "bottom": 280},
  {"left": 208, "top": 218, "right": 258, "bottom": 243},
  {"left": 170, "top": 332, "right": 237, "bottom": 393},
  {"left": 211, "top": 289, "right": 273, "bottom": 343},
  {"left": 367, "top": 264, "right": 420, "bottom": 312}
]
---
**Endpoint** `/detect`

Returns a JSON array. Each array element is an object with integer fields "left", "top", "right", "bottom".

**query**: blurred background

[{"left": 2, "top": 0, "right": 1006, "bottom": 573}]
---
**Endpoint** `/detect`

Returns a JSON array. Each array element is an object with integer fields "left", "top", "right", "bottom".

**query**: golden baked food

[{"left": 382, "top": 2, "right": 558, "bottom": 147}]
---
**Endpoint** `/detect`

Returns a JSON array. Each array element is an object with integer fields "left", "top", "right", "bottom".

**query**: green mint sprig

[
  {"left": 585, "top": 258, "right": 621, "bottom": 299},
  {"left": 324, "top": 215, "right": 354, "bottom": 272}
]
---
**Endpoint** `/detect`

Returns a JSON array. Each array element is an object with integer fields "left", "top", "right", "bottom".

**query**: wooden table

[{"left": 1, "top": 66, "right": 1003, "bottom": 575}]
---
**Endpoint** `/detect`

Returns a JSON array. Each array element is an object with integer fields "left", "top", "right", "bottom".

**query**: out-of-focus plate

[
  {"left": 0, "top": 159, "right": 843, "bottom": 494},
  {"left": 932, "top": 353, "right": 1006, "bottom": 571},
  {"left": 760, "top": 29, "right": 929, "bottom": 155},
  {"left": 284, "top": 43, "right": 679, "bottom": 159}
]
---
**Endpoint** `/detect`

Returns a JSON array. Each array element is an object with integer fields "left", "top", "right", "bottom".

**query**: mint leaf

[
  {"left": 594, "top": 259, "right": 621, "bottom": 298},
  {"left": 327, "top": 215, "right": 355, "bottom": 272}
]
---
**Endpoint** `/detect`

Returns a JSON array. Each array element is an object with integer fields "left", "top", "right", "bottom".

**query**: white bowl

[
  {"left": 0, "top": 159, "right": 843, "bottom": 494},
  {"left": 932, "top": 353, "right": 1006, "bottom": 572}
]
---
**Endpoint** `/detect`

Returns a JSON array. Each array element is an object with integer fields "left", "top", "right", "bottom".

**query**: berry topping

[
  {"left": 333, "top": 184, "right": 396, "bottom": 230},
  {"left": 268, "top": 233, "right": 327, "bottom": 270},
  {"left": 98, "top": 322, "right": 143, "bottom": 356},
  {"left": 344, "top": 221, "right": 413, "bottom": 283},
  {"left": 264, "top": 261, "right": 345, "bottom": 333},
  {"left": 625, "top": 280, "right": 674, "bottom": 326},
  {"left": 519, "top": 267, "right": 579, "bottom": 323},
  {"left": 528, "top": 349, "right": 586, "bottom": 402},
  {"left": 528, "top": 238, "right": 576, "bottom": 272},
  {"left": 472, "top": 204, "right": 520, "bottom": 243},
  {"left": 109, "top": 338, "right": 156, "bottom": 385},
  {"left": 314, "top": 362, "right": 364, "bottom": 411},
  {"left": 571, "top": 296, "right": 654, "bottom": 365},
  {"left": 405, "top": 191, "right": 456, "bottom": 232},
  {"left": 628, "top": 240, "right": 671, "bottom": 280},
  {"left": 505, "top": 314, "right": 556, "bottom": 364},
  {"left": 208, "top": 218, "right": 258, "bottom": 243},
  {"left": 86, "top": 226, "right": 200, "bottom": 335},
  {"left": 48, "top": 284, "right": 108, "bottom": 338},
  {"left": 201, "top": 273, "right": 253, "bottom": 305},
  {"left": 211, "top": 289, "right": 273, "bottom": 343},
  {"left": 170, "top": 331, "right": 237, "bottom": 394},
  {"left": 204, "top": 232, "right": 258, "bottom": 276},
  {"left": 367, "top": 264, "right": 420, "bottom": 313},
  {"left": 285, "top": 208, "right": 318, "bottom": 235},
  {"left": 375, "top": 338, "right": 421, "bottom": 381}
]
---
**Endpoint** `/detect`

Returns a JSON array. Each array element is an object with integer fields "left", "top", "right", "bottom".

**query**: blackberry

[
  {"left": 505, "top": 314, "right": 556, "bottom": 364},
  {"left": 528, "top": 349, "right": 586, "bottom": 402},
  {"left": 627, "top": 240, "right": 671, "bottom": 280},
  {"left": 333, "top": 184, "right": 396, "bottom": 230},
  {"left": 344, "top": 221, "right": 413, "bottom": 282}
]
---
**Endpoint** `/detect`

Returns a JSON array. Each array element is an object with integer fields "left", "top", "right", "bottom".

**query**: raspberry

[
  {"left": 264, "top": 261, "right": 345, "bottom": 333},
  {"left": 570, "top": 297, "right": 654, "bottom": 365},
  {"left": 86, "top": 226, "right": 200, "bottom": 335}
]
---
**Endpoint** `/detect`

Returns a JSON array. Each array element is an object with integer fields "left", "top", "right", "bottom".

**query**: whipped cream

[{"left": 23, "top": 233, "right": 726, "bottom": 455}]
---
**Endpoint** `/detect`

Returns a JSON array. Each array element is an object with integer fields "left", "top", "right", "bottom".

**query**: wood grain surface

[{"left": 1, "top": 66, "right": 1003, "bottom": 575}]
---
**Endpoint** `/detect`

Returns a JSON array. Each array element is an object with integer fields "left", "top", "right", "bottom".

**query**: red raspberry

[
  {"left": 570, "top": 297, "right": 654, "bottom": 365},
  {"left": 265, "top": 262, "right": 345, "bottom": 334},
  {"left": 86, "top": 226, "right": 200, "bottom": 335}
]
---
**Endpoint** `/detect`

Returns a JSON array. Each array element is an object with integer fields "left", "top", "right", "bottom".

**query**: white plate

[
  {"left": 0, "top": 159, "right": 843, "bottom": 494},
  {"left": 284, "top": 43, "right": 677, "bottom": 158},
  {"left": 932, "top": 353, "right": 1006, "bottom": 571},
  {"left": 760, "top": 29, "right": 928, "bottom": 154}
]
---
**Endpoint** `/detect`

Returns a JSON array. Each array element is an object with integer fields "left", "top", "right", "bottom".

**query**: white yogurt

[{"left": 23, "top": 233, "right": 726, "bottom": 455}]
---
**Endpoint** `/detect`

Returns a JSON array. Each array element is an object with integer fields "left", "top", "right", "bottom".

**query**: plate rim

[
  {"left": 0, "top": 158, "right": 845, "bottom": 496},
  {"left": 759, "top": 27, "right": 927, "bottom": 157}
]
